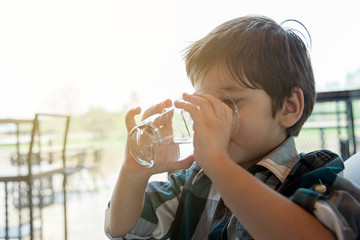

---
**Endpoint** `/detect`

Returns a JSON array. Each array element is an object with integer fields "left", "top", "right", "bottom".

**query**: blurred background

[{"left": 0, "top": 0, "right": 359, "bottom": 239}]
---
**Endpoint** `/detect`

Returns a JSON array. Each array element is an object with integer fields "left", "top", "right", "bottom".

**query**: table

[
  {"left": 0, "top": 164, "right": 67, "bottom": 240},
  {"left": 1, "top": 114, "right": 70, "bottom": 240}
]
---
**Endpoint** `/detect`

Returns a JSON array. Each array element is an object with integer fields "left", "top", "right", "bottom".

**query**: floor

[
  {"left": 41, "top": 169, "right": 167, "bottom": 240},
  {"left": 42, "top": 172, "right": 115, "bottom": 240}
]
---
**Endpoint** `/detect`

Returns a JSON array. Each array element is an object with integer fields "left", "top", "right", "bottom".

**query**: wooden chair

[{"left": 0, "top": 114, "right": 70, "bottom": 240}]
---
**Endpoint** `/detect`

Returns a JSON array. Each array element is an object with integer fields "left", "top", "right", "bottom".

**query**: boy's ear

[{"left": 279, "top": 87, "right": 304, "bottom": 128}]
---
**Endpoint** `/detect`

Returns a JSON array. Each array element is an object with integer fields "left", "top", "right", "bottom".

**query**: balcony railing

[{"left": 295, "top": 89, "right": 360, "bottom": 160}]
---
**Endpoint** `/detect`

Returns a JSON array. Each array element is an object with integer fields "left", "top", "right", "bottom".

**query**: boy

[{"left": 105, "top": 15, "right": 360, "bottom": 239}]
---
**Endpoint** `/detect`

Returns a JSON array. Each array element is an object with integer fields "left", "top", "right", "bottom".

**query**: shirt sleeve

[
  {"left": 291, "top": 167, "right": 360, "bottom": 240},
  {"left": 104, "top": 167, "right": 193, "bottom": 240}
]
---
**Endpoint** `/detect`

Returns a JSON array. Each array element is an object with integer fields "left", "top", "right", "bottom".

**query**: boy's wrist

[
  {"left": 200, "top": 152, "right": 232, "bottom": 174},
  {"left": 120, "top": 162, "right": 152, "bottom": 184}
]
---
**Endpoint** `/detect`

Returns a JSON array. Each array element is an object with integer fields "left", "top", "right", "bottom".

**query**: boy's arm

[
  {"left": 108, "top": 104, "right": 194, "bottom": 238},
  {"left": 202, "top": 154, "right": 336, "bottom": 240},
  {"left": 108, "top": 107, "right": 152, "bottom": 237},
  {"left": 109, "top": 163, "right": 151, "bottom": 237}
]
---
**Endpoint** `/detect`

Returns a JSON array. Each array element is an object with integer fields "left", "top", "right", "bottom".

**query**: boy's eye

[
  {"left": 223, "top": 98, "right": 239, "bottom": 105},
  {"left": 222, "top": 99, "right": 240, "bottom": 110}
]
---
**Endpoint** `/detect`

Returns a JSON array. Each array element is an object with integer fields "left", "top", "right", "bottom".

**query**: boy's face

[{"left": 194, "top": 64, "right": 287, "bottom": 168}]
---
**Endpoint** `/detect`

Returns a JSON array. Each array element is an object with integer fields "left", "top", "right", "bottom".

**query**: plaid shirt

[{"left": 105, "top": 137, "right": 360, "bottom": 239}]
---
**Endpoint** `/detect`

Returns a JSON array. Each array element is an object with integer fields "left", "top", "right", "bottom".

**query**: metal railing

[{"left": 295, "top": 89, "right": 360, "bottom": 160}]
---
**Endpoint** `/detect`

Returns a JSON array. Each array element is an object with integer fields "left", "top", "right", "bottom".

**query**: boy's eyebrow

[{"left": 219, "top": 86, "right": 246, "bottom": 93}]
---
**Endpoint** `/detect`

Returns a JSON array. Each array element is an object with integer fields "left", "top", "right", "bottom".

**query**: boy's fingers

[
  {"left": 142, "top": 99, "right": 172, "bottom": 120},
  {"left": 181, "top": 93, "right": 214, "bottom": 118},
  {"left": 158, "top": 100, "right": 174, "bottom": 124},
  {"left": 164, "top": 99, "right": 173, "bottom": 108},
  {"left": 125, "top": 107, "right": 141, "bottom": 132},
  {"left": 126, "top": 99, "right": 173, "bottom": 133},
  {"left": 181, "top": 92, "right": 231, "bottom": 122},
  {"left": 174, "top": 99, "right": 203, "bottom": 123},
  {"left": 197, "top": 93, "right": 233, "bottom": 122},
  {"left": 142, "top": 104, "right": 161, "bottom": 120}
]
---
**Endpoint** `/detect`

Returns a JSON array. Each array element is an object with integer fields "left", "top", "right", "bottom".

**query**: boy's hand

[
  {"left": 174, "top": 93, "right": 233, "bottom": 168},
  {"left": 123, "top": 100, "right": 194, "bottom": 178}
]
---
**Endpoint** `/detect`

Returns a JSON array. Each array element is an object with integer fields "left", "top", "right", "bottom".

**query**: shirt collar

[
  {"left": 192, "top": 136, "right": 299, "bottom": 184},
  {"left": 256, "top": 136, "right": 299, "bottom": 182}
]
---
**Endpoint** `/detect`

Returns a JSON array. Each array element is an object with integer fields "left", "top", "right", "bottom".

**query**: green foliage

[
  {"left": 71, "top": 108, "right": 126, "bottom": 139},
  {"left": 325, "top": 67, "right": 360, "bottom": 91},
  {"left": 346, "top": 67, "right": 360, "bottom": 89}
]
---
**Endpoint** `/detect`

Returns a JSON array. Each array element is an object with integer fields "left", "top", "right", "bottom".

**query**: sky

[{"left": 0, "top": 0, "right": 360, "bottom": 118}]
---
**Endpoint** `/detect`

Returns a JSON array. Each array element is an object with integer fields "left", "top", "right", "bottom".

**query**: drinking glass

[{"left": 129, "top": 88, "right": 239, "bottom": 168}]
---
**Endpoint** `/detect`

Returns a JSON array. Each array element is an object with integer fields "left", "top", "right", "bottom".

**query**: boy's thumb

[{"left": 125, "top": 107, "right": 141, "bottom": 132}]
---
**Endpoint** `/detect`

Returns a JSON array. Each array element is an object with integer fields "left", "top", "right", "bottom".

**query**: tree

[
  {"left": 346, "top": 67, "right": 360, "bottom": 89},
  {"left": 80, "top": 108, "right": 117, "bottom": 138}
]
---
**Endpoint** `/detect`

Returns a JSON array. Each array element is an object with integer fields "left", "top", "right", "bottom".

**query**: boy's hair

[{"left": 184, "top": 15, "right": 315, "bottom": 136}]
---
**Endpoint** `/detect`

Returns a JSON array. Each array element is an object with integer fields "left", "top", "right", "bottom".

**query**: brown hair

[{"left": 184, "top": 15, "right": 315, "bottom": 136}]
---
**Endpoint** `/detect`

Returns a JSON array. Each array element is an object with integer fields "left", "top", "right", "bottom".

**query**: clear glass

[
  {"left": 129, "top": 106, "right": 193, "bottom": 168},
  {"left": 129, "top": 88, "right": 239, "bottom": 168}
]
